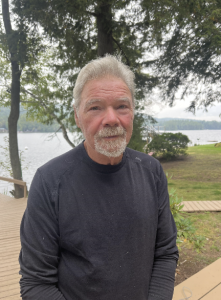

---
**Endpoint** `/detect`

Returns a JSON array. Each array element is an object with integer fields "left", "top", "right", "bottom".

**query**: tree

[
  {"left": 13, "top": 0, "right": 221, "bottom": 124},
  {"left": 0, "top": 0, "right": 42, "bottom": 197},
  {"left": 154, "top": 0, "right": 221, "bottom": 112},
  {"left": 127, "top": 112, "right": 146, "bottom": 152},
  {"left": 14, "top": 0, "right": 221, "bottom": 105},
  {"left": 10, "top": 0, "right": 178, "bottom": 152},
  {"left": 0, "top": 45, "right": 81, "bottom": 147},
  {"left": 12, "top": 0, "right": 162, "bottom": 102}
]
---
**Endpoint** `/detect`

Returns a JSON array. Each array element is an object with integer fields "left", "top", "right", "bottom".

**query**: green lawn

[
  {"left": 161, "top": 144, "right": 221, "bottom": 283},
  {"left": 161, "top": 144, "right": 221, "bottom": 201}
]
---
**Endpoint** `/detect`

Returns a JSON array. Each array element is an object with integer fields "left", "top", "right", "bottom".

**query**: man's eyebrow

[
  {"left": 84, "top": 97, "right": 132, "bottom": 111},
  {"left": 84, "top": 99, "right": 102, "bottom": 110},
  {"left": 116, "top": 97, "right": 131, "bottom": 104}
]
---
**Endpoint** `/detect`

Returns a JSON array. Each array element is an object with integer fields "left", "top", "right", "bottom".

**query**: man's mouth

[
  {"left": 103, "top": 135, "right": 119, "bottom": 139},
  {"left": 95, "top": 126, "right": 127, "bottom": 141}
]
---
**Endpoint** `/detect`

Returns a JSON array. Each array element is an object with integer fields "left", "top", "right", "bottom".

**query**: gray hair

[{"left": 73, "top": 55, "right": 135, "bottom": 111}]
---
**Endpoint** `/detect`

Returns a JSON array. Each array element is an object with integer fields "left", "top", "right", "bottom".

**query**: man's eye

[
  {"left": 118, "top": 105, "right": 127, "bottom": 109},
  {"left": 90, "top": 106, "right": 99, "bottom": 111}
]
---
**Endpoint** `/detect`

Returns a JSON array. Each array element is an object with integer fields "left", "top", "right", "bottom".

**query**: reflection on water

[{"left": 0, "top": 130, "right": 221, "bottom": 195}]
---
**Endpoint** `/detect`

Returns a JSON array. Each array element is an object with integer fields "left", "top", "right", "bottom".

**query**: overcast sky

[{"left": 146, "top": 99, "right": 221, "bottom": 121}]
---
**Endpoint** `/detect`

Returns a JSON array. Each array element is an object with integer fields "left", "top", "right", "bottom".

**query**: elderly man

[{"left": 19, "top": 56, "right": 178, "bottom": 300}]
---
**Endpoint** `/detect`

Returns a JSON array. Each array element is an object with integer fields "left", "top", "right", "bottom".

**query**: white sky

[{"left": 147, "top": 99, "right": 221, "bottom": 121}]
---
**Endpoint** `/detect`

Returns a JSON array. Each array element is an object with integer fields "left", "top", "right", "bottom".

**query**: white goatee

[{"left": 94, "top": 126, "right": 127, "bottom": 157}]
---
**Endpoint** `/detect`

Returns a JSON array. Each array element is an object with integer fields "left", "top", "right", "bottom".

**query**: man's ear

[{"left": 74, "top": 106, "right": 81, "bottom": 129}]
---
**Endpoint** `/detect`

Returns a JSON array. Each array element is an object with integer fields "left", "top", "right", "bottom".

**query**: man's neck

[{"left": 84, "top": 141, "right": 123, "bottom": 165}]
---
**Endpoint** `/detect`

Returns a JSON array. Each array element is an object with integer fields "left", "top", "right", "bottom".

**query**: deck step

[
  {"left": 173, "top": 258, "right": 221, "bottom": 300},
  {"left": 182, "top": 201, "right": 221, "bottom": 212}
]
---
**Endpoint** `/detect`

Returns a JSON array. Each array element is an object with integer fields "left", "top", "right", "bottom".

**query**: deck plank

[
  {"left": 0, "top": 195, "right": 27, "bottom": 299},
  {"left": 182, "top": 201, "right": 221, "bottom": 212},
  {"left": 173, "top": 258, "right": 221, "bottom": 300}
]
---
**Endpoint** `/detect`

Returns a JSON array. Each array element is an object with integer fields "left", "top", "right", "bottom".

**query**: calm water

[
  {"left": 165, "top": 130, "right": 221, "bottom": 146},
  {"left": 0, "top": 132, "right": 75, "bottom": 194},
  {"left": 0, "top": 130, "right": 221, "bottom": 195}
]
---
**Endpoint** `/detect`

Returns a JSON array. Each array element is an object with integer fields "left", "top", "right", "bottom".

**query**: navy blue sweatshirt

[{"left": 19, "top": 142, "right": 178, "bottom": 300}]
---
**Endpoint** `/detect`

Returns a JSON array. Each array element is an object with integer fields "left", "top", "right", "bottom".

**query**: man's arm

[
  {"left": 148, "top": 165, "right": 179, "bottom": 300},
  {"left": 19, "top": 170, "right": 66, "bottom": 300}
]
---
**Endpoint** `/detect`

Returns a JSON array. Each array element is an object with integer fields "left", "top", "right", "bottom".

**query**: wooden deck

[
  {"left": 0, "top": 194, "right": 27, "bottom": 300},
  {"left": 182, "top": 201, "right": 221, "bottom": 212},
  {"left": 173, "top": 258, "right": 221, "bottom": 300}
]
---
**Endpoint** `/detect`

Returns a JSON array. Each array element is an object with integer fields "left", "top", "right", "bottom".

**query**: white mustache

[{"left": 96, "top": 127, "right": 126, "bottom": 138}]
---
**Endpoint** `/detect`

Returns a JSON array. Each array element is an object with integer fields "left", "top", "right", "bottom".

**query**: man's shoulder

[
  {"left": 37, "top": 143, "right": 84, "bottom": 181},
  {"left": 126, "top": 147, "right": 162, "bottom": 177}
]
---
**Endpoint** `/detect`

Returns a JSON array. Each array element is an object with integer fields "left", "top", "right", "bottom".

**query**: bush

[
  {"left": 146, "top": 132, "right": 190, "bottom": 160},
  {"left": 167, "top": 174, "right": 205, "bottom": 251},
  {"left": 214, "top": 142, "right": 221, "bottom": 147}
]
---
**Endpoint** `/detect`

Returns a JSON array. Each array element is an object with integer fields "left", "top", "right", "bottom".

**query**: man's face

[{"left": 74, "top": 75, "right": 134, "bottom": 164}]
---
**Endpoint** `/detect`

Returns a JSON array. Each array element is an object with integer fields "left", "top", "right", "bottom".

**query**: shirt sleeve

[
  {"left": 19, "top": 169, "right": 66, "bottom": 300},
  {"left": 147, "top": 165, "right": 179, "bottom": 300}
]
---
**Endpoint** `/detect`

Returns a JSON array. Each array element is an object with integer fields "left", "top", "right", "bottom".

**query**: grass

[
  {"left": 160, "top": 144, "right": 221, "bottom": 285},
  {"left": 167, "top": 181, "right": 221, "bottom": 201},
  {"left": 161, "top": 143, "right": 221, "bottom": 201},
  {"left": 178, "top": 211, "right": 221, "bottom": 263}
]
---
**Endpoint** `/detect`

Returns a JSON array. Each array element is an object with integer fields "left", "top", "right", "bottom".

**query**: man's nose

[{"left": 102, "top": 107, "right": 120, "bottom": 126}]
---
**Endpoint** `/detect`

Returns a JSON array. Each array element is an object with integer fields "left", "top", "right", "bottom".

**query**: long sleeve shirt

[{"left": 19, "top": 142, "right": 179, "bottom": 300}]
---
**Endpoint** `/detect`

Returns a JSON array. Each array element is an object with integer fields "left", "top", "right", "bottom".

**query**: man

[{"left": 19, "top": 55, "right": 178, "bottom": 300}]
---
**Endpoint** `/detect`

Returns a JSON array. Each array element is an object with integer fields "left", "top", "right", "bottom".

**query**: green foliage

[
  {"left": 0, "top": 1, "right": 44, "bottom": 74},
  {"left": 0, "top": 46, "right": 81, "bottom": 147},
  {"left": 13, "top": 0, "right": 160, "bottom": 98},
  {"left": 147, "top": 132, "right": 190, "bottom": 160},
  {"left": 127, "top": 113, "right": 146, "bottom": 152},
  {"left": 155, "top": 0, "right": 221, "bottom": 110},
  {"left": 168, "top": 174, "right": 205, "bottom": 251}
]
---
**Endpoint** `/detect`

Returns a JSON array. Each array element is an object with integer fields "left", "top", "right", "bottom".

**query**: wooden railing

[{"left": 0, "top": 176, "right": 27, "bottom": 198}]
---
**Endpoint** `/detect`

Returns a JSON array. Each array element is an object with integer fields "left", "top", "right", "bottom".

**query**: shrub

[
  {"left": 214, "top": 142, "right": 221, "bottom": 147},
  {"left": 167, "top": 174, "right": 205, "bottom": 251},
  {"left": 146, "top": 132, "right": 190, "bottom": 160}
]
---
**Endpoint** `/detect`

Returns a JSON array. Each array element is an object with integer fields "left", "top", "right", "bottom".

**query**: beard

[{"left": 94, "top": 126, "right": 127, "bottom": 158}]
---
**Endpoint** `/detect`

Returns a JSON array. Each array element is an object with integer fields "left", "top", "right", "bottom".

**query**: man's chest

[{"left": 58, "top": 167, "right": 158, "bottom": 257}]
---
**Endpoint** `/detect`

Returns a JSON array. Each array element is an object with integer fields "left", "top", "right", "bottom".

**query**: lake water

[{"left": 0, "top": 130, "right": 221, "bottom": 195}]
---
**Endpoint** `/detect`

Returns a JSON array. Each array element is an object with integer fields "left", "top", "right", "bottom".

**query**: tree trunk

[
  {"left": 8, "top": 61, "right": 23, "bottom": 198},
  {"left": 2, "top": 0, "right": 24, "bottom": 198},
  {"left": 96, "top": 1, "right": 113, "bottom": 56}
]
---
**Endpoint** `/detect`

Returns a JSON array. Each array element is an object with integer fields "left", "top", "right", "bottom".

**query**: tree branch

[
  {"left": 112, "top": 37, "right": 130, "bottom": 66},
  {"left": 1, "top": 0, "right": 12, "bottom": 35},
  {"left": 20, "top": 100, "right": 38, "bottom": 105},
  {"left": 21, "top": 87, "right": 76, "bottom": 148},
  {"left": 85, "top": 10, "right": 98, "bottom": 17}
]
